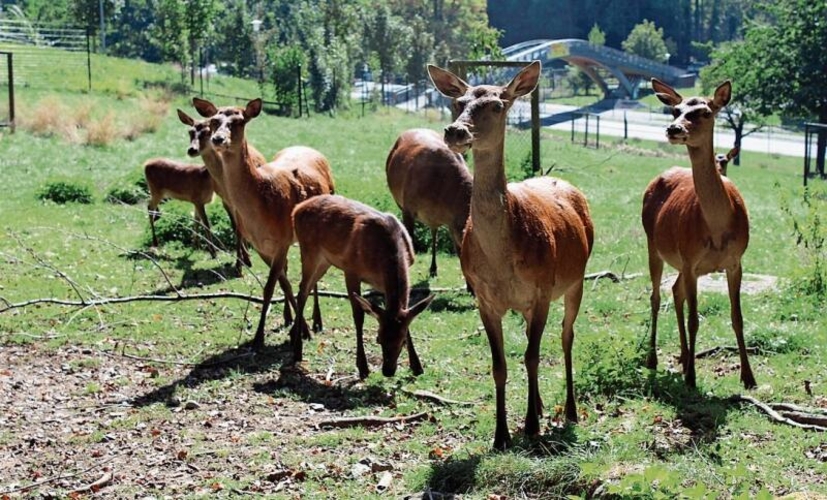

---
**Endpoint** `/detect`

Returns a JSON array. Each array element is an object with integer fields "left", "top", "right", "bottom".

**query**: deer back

[
  {"left": 143, "top": 158, "right": 214, "bottom": 205},
  {"left": 386, "top": 128, "right": 472, "bottom": 235}
]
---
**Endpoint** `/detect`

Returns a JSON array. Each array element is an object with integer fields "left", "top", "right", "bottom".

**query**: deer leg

[
  {"left": 727, "top": 264, "right": 757, "bottom": 389},
  {"left": 194, "top": 203, "right": 217, "bottom": 258},
  {"left": 402, "top": 211, "right": 420, "bottom": 251},
  {"left": 311, "top": 284, "right": 323, "bottom": 333},
  {"left": 523, "top": 302, "right": 550, "bottom": 437},
  {"left": 672, "top": 273, "right": 689, "bottom": 369},
  {"left": 646, "top": 243, "right": 664, "bottom": 369},
  {"left": 479, "top": 306, "right": 510, "bottom": 450},
  {"left": 290, "top": 256, "right": 329, "bottom": 364},
  {"left": 429, "top": 227, "right": 438, "bottom": 278},
  {"left": 252, "top": 256, "right": 285, "bottom": 351},
  {"left": 277, "top": 260, "right": 295, "bottom": 328},
  {"left": 683, "top": 273, "right": 699, "bottom": 389},
  {"left": 562, "top": 281, "right": 583, "bottom": 423},
  {"left": 148, "top": 200, "right": 160, "bottom": 248},
  {"left": 224, "top": 202, "right": 251, "bottom": 272},
  {"left": 346, "top": 275, "right": 369, "bottom": 379}
]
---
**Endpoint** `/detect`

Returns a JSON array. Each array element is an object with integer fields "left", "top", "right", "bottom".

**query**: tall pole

[{"left": 99, "top": 0, "right": 105, "bottom": 52}]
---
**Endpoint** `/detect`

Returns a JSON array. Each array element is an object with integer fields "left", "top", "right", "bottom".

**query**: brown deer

[
  {"left": 144, "top": 158, "right": 217, "bottom": 257},
  {"left": 177, "top": 109, "right": 252, "bottom": 273},
  {"left": 385, "top": 128, "right": 472, "bottom": 278},
  {"left": 715, "top": 146, "right": 740, "bottom": 176},
  {"left": 193, "top": 97, "right": 335, "bottom": 350},
  {"left": 290, "top": 194, "right": 434, "bottom": 378},
  {"left": 643, "top": 79, "right": 756, "bottom": 389},
  {"left": 429, "top": 62, "right": 594, "bottom": 450}
]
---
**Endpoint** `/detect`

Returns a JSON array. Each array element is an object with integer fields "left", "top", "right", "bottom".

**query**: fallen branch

[
  {"left": 1, "top": 454, "right": 120, "bottom": 495},
  {"left": 401, "top": 388, "right": 477, "bottom": 406},
  {"left": 70, "top": 471, "right": 113, "bottom": 494},
  {"left": 317, "top": 411, "right": 429, "bottom": 429},
  {"left": 695, "top": 345, "right": 760, "bottom": 359},
  {"left": 584, "top": 270, "right": 643, "bottom": 283},
  {"left": 730, "top": 395, "right": 827, "bottom": 432},
  {"left": 0, "top": 287, "right": 468, "bottom": 315}
]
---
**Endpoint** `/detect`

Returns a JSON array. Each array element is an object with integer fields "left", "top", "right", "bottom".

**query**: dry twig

[
  {"left": 401, "top": 388, "right": 476, "bottom": 406},
  {"left": 731, "top": 395, "right": 827, "bottom": 432},
  {"left": 317, "top": 411, "right": 429, "bottom": 429},
  {"left": 695, "top": 345, "right": 760, "bottom": 359},
  {"left": 1, "top": 454, "right": 119, "bottom": 494}
]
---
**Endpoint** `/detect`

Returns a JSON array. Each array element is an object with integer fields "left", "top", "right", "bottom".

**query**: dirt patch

[
  {"left": 661, "top": 272, "right": 778, "bottom": 295},
  {"left": 0, "top": 343, "right": 426, "bottom": 498}
]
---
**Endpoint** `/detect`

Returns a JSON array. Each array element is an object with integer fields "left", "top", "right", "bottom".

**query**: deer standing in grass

[
  {"left": 177, "top": 108, "right": 253, "bottom": 273},
  {"left": 429, "top": 62, "right": 594, "bottom": 450},
  {"left": 290, "top": 194, "right": 434, "bottom": 378},
  {"left": 385, "top": 128, "right": 472, "bottom": 278},
  {"left": 643, "top": 79, "right": 756, "bottom": 389},
  {"left": 194, "top": 97, "right": 334, "bottom": 350},
  {"left": 144, "top": 158, "right": 217, "bottom": 257},
  {"left": 715, "top": 147, "right": 740, "bottom": 176}
]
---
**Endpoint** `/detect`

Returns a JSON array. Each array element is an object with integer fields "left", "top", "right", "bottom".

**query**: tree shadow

[{"left": 122, "top": 250, "right": 241, "bottom": 294}]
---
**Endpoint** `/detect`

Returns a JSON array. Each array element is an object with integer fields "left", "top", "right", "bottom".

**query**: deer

[
  {"left": 193, "top": 97, "right": 335, "bottom": 351},
  {"left": 642, "top": 78, "right": 756, "bottom": 390},
  {"left": 715, "top": 146, "right": 740, "bottom": 176},
  {"left": 429, "top": 61, "right": 594, "bottom": 450},
  {"left": 289, "top": 194, "right": 434, "bottom": 378},
  {"left": 385, "top": 128, "right": 472, "bottom": 278},
  {"left": 177, "top": 108, "right": 253, "bottom": 274},
  {"left": 144, "top": 158, "right": 217, "bottom": 257}
]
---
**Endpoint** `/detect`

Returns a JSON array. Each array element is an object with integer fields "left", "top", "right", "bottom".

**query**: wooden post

[{"left": 8, "top": 52, "right": 14, "bottom": 133}]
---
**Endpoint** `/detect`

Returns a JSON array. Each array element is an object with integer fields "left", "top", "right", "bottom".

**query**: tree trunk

[{"left": 734, "top": 120, "right": 743, "bottom": 166}]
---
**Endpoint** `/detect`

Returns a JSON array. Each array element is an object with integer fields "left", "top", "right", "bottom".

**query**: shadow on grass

[
  {"left": 122, "top": 250, "right": 242, "bottom": 294},
  {"left": 424, "top": 425, "right": 590, "bottom": 497},
  {"left": 130, "top": 339, "right": 392, "bottom": 413}
]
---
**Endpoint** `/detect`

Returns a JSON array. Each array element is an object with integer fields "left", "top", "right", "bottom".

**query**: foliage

[
  {"left": 141, "top": 201, "right": 233, "bottom": 250},
  {"left": 566, "top": 67, "right": 595, "bottom": 97},
  {"left": 780, "top": 185, "right": 827, "bottom": 301},
  {"left": 622, "top": 19, "right": 669, "bottom": 62},
  {"left": 36, "top": 180, "right": 94, "bottom": 204},
  {"left": 267, "top": 45, "right": 306, "bottom": 116},
  {"left": 575, "top": 337, "right": 648, "bottom": 399},
  {"left": 105, "top": 185, "right": 147, "bottom": 205},
  {"left": 587, "top": 23, "right": 606, "bottom": 46}
]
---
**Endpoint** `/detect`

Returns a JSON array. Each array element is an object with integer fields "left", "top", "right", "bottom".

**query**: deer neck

[
  {"left": 469, "top": 138, "right": 511, "bottom": 250},
  {"left": 686, "top": 142, "right": 734, "bottom": 235},
  {"left": 201, "top": 147, "right": 224, "bottom": 181},
  {"left": 222, "top": 139, "right": 263, "bottom": 192},
  {"left": 381, "top": 257, "right": 409, "bottom": 313}
]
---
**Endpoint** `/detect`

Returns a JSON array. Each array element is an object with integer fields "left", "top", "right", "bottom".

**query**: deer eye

[{"left": 671, "top": 108, "right": 680, "bottom": 118}]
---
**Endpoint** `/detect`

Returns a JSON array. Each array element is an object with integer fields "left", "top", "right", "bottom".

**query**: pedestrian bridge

[{"left": 503, "top": 39, "right": 695, "bottom": 98}]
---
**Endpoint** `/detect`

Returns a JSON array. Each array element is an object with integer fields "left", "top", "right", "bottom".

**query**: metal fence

[
  {"left": 0, "top": 19, "right": 90, "bottom": 92},
  {"left": 0, "top": 51, "right": 13, "bottom": 132}
]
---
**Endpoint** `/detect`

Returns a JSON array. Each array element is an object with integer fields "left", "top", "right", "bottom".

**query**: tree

[
  {"left": 588, "top": 23, "right": 605, "bottom": 46},
  {"left": 622, "top": 19, "right": 668, "bottom": 62},
  {"left": 719, "top": 0, "right": 827, "bottom": 172},
  {"left": 566, "top": 67, "right": 594, "bottom": 97},
  {"left": 701, "top": 41, "right": 767, "bottom": 166},
  {"left": 183, "top": 0, "right": 217, "bottom": 85}
]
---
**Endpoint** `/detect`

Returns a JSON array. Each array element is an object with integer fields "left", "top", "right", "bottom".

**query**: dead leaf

[
  {"left": 211, "top": 482, "right": 223, "bottom": 491},
  {"left": 177, "top": 450, "right": 188, "bottom": 460}
]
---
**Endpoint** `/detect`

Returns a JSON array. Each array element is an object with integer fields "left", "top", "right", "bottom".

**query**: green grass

[{"left": 1, "top": 52, "right": 826, "bottom": 499}]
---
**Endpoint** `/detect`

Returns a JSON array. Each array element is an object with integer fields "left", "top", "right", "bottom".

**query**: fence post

[
  {"left": 86, "top": 30, "right": 92, "bottom": 92},
  {"left": 8, "top": 52, "right": 15, "bottom": 133},
  {"left": 624, "top": 112, "right": 628, "bottom": 140},
  {"left": 297, "top": 64, "right": 302, "bottom": 118},
  {"left": 584, "top": 114, "right": 589, "bottom": 147},
  {"left": 531, "top": 83, "right": 540, "bottom": 172}
]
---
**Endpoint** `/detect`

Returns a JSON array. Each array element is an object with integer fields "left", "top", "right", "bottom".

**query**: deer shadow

[{"left": 129, "top": 339, "right": 394, "bottom": 413}]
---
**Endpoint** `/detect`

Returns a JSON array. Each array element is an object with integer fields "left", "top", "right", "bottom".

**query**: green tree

[
  {"left": 268, "top": 44, "right": 306, "bottom": 116},
  {"left": 566, "top": 67, "right": 594, "bottom": 96},
  {"left": 701, "top": 41, "right": 767, "bottom": 166},
  {"left": 588, "top": 23, "right": 605, "bottom": 46},
  {"left": 152, "top": 0, "right": 187, "bottom": 67},
  {"left": 183, "top": 0, "right": 217, "bottom": 85},
  {"left": 622, "top": 19, "right": 668, "bottom": 62}
]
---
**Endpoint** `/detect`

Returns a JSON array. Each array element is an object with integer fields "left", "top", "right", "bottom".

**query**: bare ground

[{"left": 0, "top": 341, "right": 433, "bottom": 498}]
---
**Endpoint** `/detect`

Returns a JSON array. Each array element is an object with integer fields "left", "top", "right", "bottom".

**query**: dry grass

[
  {"left": 18, "top": 96, "right": 81, "bottom": 143},
  {"left": 85, "top": 111, "right": 119, "bottom": 146}
]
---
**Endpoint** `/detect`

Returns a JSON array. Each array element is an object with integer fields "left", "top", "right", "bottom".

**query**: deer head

[
  {"left": 177, "top": 109, "right": 212, "bottom": 158},
  {"left": 190, "top": 98, "right": 262, "bottom": 152},
  {"left": 352, "top": 293, "right": 434, "bottom": 377},
  {"left": 652, "top": 78, "right": 731, "bottom": 147},
  {"left": 428, "top": 62, "right": 540, "bottom": 153},
  {"left": 716, "top": 146, "right": 740, "bottom": 175}
]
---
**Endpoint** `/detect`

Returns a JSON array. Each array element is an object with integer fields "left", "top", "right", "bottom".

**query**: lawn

[{"left": 1, "top": 54, "right": 826, "bottom": 499}]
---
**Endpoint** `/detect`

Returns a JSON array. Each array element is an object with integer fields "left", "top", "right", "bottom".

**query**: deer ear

[
  {"left": 651, "top": 78, "right": 682, "bottom": 107},
  {"left": 245, "top": 98, "right": 263, "bottom": 120},
  {"left": 352, "top": 293, "right": 382, "bottom": 319},
  {"left": 428, "top": 65, "right": 469, "bottom": 98},
  {"left": 193, "top": 97, "right": 218, "bottom": 117},
  {"left": 504, "top": 61, "right": 541, "bottom": 100},
  {"left": 405, "top": 294, "right": 435, "bottom": 320},
  {"left": 712, "top": 80, "right": 732, "bottom": 110},
  {"left": 177, "top": 109, "right": 194, "bottom": 126},
  {"left": 728, "top": 146, "right": 740, "bottom": 161}
]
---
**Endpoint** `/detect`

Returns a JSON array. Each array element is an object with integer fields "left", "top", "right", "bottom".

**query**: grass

[{"left": 1, "top": 51, "right": 826, "bottom": 499}]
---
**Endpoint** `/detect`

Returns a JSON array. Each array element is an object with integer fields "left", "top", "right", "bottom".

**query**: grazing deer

[
  {"left": 193, "top": 97, "right": 335, "bottom": 350},
  {"left": 716, "top": 147, "right": 740, "bottom": 176},
  {"left": 290, "top": 194, "right": 434, "bottom": 378},
  {"left": 385, "top": 128, "right": 472, "bottom": 278},
  {"left": 643, "top": 79, "right": 756, "bottom": 389},
  {"left": 177, "top": 108, "right": 253, "bottom": 273},
  {"left": 429, "top": 62, "right": 594, "bottom": 450},
  {"left": 144, "top": 158, "right": 217, "bottom": 257}
]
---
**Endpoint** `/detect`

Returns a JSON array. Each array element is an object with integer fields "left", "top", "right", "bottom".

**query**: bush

[
  {"left": 576, "top": 337, "right": 648, "bottom": 399},
  {"left": 37, "top": 180, "right": 94, "bottom": 204},
  {"left": 142, "top": 202, "right": 234, "bottom": 252},
  {"left": 105, "top": 186, "right": 146, "bottom": 205}
]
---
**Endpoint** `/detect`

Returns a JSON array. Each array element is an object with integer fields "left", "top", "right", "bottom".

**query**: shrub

[
  {"left": 576, "top": 336, "right": 648, "bottom": 399},
  {"left": 21, "top": 96, "right": 80, "bottom": 143},
  {"left": 105, "top": 185, "right": 146, "bottom": 205},
  {"left": 779, "top": 184, "right": 827, "bottom": 301},
  {"left": 37, "top": 180, "right": 94, "bottom": 204},
  {"left": 85, "top": 112, "right": 118, "bottom": 147},
  {"left": 142, "top": 202, "right": 234, "bottom": 252}
]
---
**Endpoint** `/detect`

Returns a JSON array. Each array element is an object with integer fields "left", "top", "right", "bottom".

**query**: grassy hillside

[{"left": 1, "top": 52, "right": 825, "bottom": 499}]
